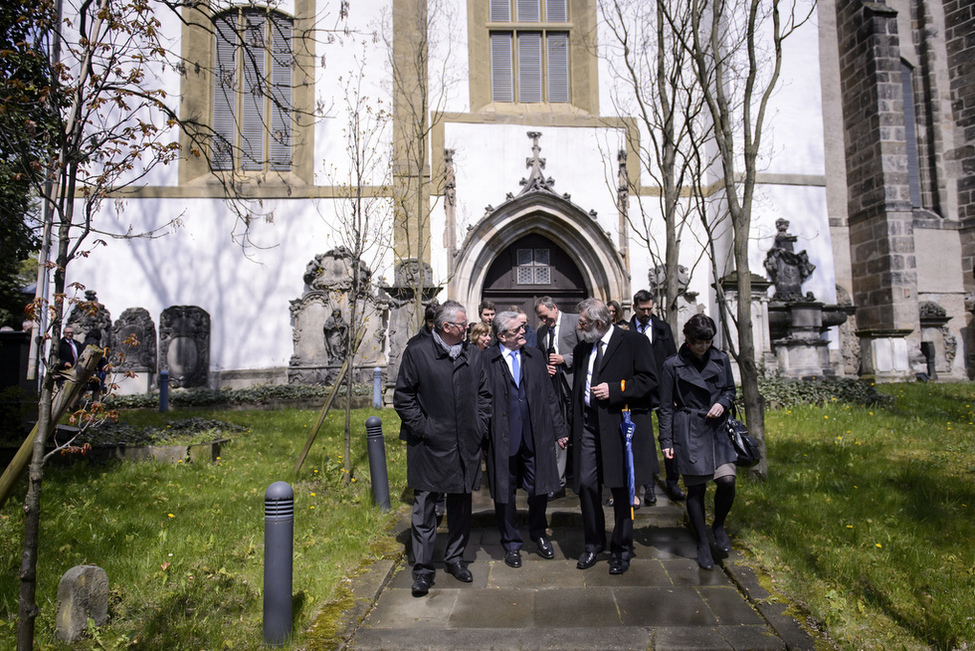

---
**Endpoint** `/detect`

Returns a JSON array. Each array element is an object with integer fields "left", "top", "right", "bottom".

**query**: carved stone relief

[
  {"left": 111, "top": 308, "right": 157, "bottom": 372},
  {"left": 159, "top": 306, "right": 210, "bottom": 388},
  {"left": 67, "top": 290, "right": 112, "bottom": 348}
]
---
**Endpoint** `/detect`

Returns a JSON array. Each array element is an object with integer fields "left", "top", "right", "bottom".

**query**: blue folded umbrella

[{"left": 621, "top": 407, "right": 636, "bottom": 521}]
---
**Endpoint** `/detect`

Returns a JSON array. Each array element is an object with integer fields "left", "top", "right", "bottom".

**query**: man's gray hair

[
  {"left": 434, "top": 299, "right": 466, "bottom": 331},
  {"left": 534, "top": 296, "right": 557, "bottom": 311},
  {"left": 577, "top": 298, "right": 611, "bottom": 330},
  {"left": 492, "top": 311, "right": 522, "bottom": 336}
]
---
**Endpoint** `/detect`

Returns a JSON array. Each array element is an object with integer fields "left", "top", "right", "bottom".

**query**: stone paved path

[{"left": 340, "top": 485, "right": 819, "bottom": 651}]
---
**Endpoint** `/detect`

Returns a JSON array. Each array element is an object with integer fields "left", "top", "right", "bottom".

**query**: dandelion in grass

[
  {"left": 168, "top": 513, "right": 174, "bottom": 518},
  {"left": 876, "top": 543, "right": 882, "bottom": 549},
  {"left": 847, "top": 525, "right": 853, "bottom": 529}
]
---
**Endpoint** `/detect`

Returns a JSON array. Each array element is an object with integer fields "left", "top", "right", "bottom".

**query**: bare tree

[
  {"left": 682, "top": 0, "right": 814, "bottom": 476},
  {"left": 321, "top": 42, "right": 392, "bottom": 482},
  {"left": 4, "top": 0, "right": 325, "bottom": 645},
  {"left": 598, "top": 0, "right": 717, "bottom": 331}
]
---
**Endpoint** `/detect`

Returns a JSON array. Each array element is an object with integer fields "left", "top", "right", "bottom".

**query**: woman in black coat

[{"left": 658, "top": 314, "right": 737, "bottom": 570}]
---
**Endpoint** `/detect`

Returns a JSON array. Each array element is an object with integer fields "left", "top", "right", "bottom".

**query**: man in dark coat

[
  {"left": 535, "top": 296, "right": 581, "bottom": 497},
  {"left": 394, "top": 300, "right": 491, "bottom": 597},
  {"left": 58, "top": 326, "right": 80, "bottom": 372},
  {"left": 629, "top": 289, "right": 684, "bottom": 504},
  {"left": 571, "top": 298, "right": 658, "bottom": 575},
  {"left": 484, "top": 311, "right": 568, "bottom": 569}
]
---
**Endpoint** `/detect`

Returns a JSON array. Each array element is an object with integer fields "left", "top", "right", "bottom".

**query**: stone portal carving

[
  {"left": 67, "top": 290, "right": 112, "bottom": 348},
  {"left": 111, "top": 308, "right": 157, "bottom": 372},
  {"left": 159, "top": 306, "right": 210, "bottom": 388},
  {"left": 764, "top": 219, "right": 816, "bottom": 301},
  {"left": 918, "top": 301, "right": 957, "bottom": 376}
]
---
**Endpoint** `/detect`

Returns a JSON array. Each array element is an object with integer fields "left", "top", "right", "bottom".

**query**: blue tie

[{"left": 510, "top": 350, "right": 520, "bottom": 387}]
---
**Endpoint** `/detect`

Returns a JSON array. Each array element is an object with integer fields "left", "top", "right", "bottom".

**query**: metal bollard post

[
  {"left": 263, "top": 482, "right": 294, "bottom": 647},
  {"left": 158, "top": 370, "right": 169, "bottom": 413},
  {"left": 365, "top": 417, "right": 390, "bottom": 512},
  {"left": 372, "top": 367, "right": 382, "bottom": 408}
]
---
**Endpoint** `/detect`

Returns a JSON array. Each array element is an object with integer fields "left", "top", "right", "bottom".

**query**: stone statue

[
  {"left": 67, "top": 290, "right": 112, "bottom": 348},
  {"left": 764, "top": 219, "right": 816, "bottom": 301},
  {"left": 303, "top": 247, "right": 371, "bottom": 294},
  {"left": 323, "top": 308, "right": 349, "bottom": 363}
]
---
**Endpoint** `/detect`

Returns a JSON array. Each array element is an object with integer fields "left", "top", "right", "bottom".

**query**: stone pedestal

[
  {"left": 856, "top": 329, "right": 914, "bottom": 382},
  {"left": 718, "top": 273, "right": 776, "bottom": 379},
  {"left": 771, "top": 302, "right": 832, "bottom": 378}
]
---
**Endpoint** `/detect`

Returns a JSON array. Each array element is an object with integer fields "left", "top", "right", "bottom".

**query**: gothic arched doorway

[{"left": 482, "top": 233, "right": 587, "bottom": 322}]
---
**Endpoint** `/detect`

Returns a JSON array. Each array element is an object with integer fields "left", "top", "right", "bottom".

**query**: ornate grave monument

[
  {"left": 159, "top": 306, "right": 210, "bottom": 388},
  {"left": 111, "top": 308, "right": 158, "bottom": 395}
]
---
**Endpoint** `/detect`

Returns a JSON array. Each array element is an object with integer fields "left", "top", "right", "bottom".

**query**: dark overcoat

[
  {"left": 629, "top": 315, "right": 677, "bottom": 408},
  {"left": 657, "top": 344, "right": 737, "bottom": 477},
  {"left": 394, "top": 335, "right": 491, "bottom": 493},
  {"left": 570, "top": 326, "right": 659, "bottom": 490},
  {"left": 483, "top": 344, "right": 566, "bottom": 501}
]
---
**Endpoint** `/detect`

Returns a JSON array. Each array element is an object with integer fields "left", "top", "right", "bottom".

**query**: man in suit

[
  {"left": 394, "top": 300, "right": 492, "bottom": 597},
  {"left": 629, "top": 289, "right": 685, "bottom": 505},
  {"left": 484, "top": 311, "right": 568, "bottom": 568},
  {"left": 534, "top": 296, "right": 580, "bottom": 498},
  {"left": 571, "top": 298, "right": 658, "bottom": 575},
  {"left": 58, "top": 326, "right": 80, "bottom": 373}
]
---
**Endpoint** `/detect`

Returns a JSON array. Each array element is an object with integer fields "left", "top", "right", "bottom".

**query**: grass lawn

[
  {"left": 0, "top": 406, "right": 407, "bottom": 650},
  {"left": 734, "top": 382, "right": 975, "bottom": 650}
]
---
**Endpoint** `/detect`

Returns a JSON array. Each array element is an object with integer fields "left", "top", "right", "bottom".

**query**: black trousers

[
  {"left": 411, "top": 489, "right": 472, "bottom": 578},
  {"left": 494, "top": 443, "right": 549, "bottom": 551},
  {"left": 578, "top": 411, "right": 633, "bottom": 559}
]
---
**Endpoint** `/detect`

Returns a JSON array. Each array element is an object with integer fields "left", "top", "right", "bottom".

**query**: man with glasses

[
  {"left": 394, "top": 300, "right": 492, "bottom": 597},
  {"left": 484, "top": 311, "right": 568, "bottom": 569}
]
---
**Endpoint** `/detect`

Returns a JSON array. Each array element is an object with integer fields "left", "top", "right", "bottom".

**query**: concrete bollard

[
  {"left": 56, "top": 565, "right": 109, "bottom": 642},
  {"left": 372, "top": 367, "right": 382, "bottom": 408},
  {"left": 264, "top": 482, "right": 294, "bottom": 646},
  {"left": 158, "top": 370, "right": 169, "bottom": 412},
  {"left": 365, "top": 416, "right": 390, "bottom": 512}
]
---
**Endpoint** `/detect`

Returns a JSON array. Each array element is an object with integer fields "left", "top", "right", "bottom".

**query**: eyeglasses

[
  {"left": 508, "top": 324, "right": 526, "bottom": 334},
  {"left": 447, "top": 321, "right": 468, "bottom": 330}
]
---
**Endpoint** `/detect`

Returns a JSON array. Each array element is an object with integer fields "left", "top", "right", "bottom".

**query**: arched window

[{"left": 212, "top": 8, "right": 293, "bottom": 172}]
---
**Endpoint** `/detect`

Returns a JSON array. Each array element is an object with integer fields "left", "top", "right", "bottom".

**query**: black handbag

[{"left": 726, "top": 408, "right": 761, "bottom": 467}]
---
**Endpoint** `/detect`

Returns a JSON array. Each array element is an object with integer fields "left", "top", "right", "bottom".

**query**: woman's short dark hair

[{"left": 683, "top": 313, "right": 716, "bottom": 341}]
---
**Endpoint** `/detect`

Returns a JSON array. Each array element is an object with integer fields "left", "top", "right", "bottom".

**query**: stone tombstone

[
  {"left": 56, "top": 565, "right": 109, "bottom": 642},
  {"left": 159, "top": 306, "right": 210, "bottom": 388},
  {"left": 111, "top": 307, "right": 157, "bottom": 372},
  {"left": 289, "top": 249, "right": 386, "bottom": 385},
  {"left": 918, "top": 301, "right": 957, "bottom": 376},
  {"left": 67, "top": 290, "right": 112, "bottom": 348},
  {"left": 382, "top": 259, "right": 440, "bottom": 389}
]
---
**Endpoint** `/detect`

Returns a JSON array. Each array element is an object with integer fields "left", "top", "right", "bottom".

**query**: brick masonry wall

[
  {"left": 836, "top": 1, "right": 920, "bottom": 331},
  {"left": 943, "top": 0, "right": 975, "bottom": 285}
]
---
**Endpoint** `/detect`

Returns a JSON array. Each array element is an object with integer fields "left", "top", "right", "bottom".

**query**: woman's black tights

[{"left": 686, "top": 476, "right": 736, "bottom": 569}]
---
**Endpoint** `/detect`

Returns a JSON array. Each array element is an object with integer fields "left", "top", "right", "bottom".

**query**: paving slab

[{"left": 340, "top": 483, "right": 822, "bottom": 651}]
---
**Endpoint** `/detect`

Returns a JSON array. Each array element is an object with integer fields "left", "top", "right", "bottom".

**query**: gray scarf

[{"left": 433, "top": 330, "right": 463, "bottom": 360}]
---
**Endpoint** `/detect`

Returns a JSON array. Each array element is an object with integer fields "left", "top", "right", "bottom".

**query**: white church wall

[{"left": 69, "top": 197, "right": 342, "bottom": 373}]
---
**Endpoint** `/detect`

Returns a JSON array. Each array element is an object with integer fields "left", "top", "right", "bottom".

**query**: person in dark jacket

[
  {"left": 570, "top": 298, "right": 658, "bottom": 575},
  {"left": 629, "top": 289, "right": 684, "bottom": 505},
  {"left": 394, "top": 299, "right": 492, "bottom": 597},
  {"left": 484, "top": 311, "right": 568, "bottom": 568},
  {"left": 658, "top": 313, "right": 737, "bottom": 570}
]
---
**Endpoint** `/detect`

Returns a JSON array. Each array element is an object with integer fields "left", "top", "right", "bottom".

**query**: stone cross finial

[{"left": 518, "top": 131, "right": 556, "bottom": 195}]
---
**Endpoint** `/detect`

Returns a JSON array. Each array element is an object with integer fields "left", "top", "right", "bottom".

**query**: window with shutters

[
  {"left": 212, "top": 8, "right": 293, "bottom": 172},
  {"left": 488, "top": 0, "right": 569, "bottom": 104}
]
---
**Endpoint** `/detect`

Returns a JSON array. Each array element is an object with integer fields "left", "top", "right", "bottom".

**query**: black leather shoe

[
  {"left": 411, "top": 574, "right": 433, "bottom": 597},
  {"left": 503, "top": 549, "right": 522, "bottom": 568},
  {"left": 445, "top": 561, "right": 473, "bottom": 582},
  {"left": 665, "top": 482, "right": 686, "bottom": 501},
  {"left": 547, "top": 487, "right": 566, "bottom": 500},
  {"left": 713, "top": 526, "right": 731, "bottom": 553},
  {"left": 577, "top": 550, "right": 601, "bottom": 570},
  {"left": 535, "top": 537, "right": 555, "bottom": 559},
  {"left": 643, "top": 486, "right": 657, "bottom": 506},
  {"left": 609, "top": 557, "right": 629, "bottom": 575}
]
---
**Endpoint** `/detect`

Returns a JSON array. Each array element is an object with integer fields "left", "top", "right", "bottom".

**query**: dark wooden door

[{"left": 481, "top": 233, "right": 588, "bottom": 325}]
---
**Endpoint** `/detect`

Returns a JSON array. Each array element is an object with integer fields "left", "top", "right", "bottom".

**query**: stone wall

[{"left": 836, "top": 1, "right": 920, "bottom": 334}]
